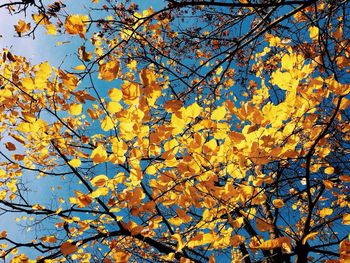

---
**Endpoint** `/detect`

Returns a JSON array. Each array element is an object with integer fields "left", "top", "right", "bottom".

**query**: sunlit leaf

[
  {"left": 319, "top": 208, "right": 333, "bottom": 218},
  {"left": 65, "top": 15, "right": 89, "bottom": 35},
  {"left": 302, "top": 232, "right": 318, "bottom": 245}
]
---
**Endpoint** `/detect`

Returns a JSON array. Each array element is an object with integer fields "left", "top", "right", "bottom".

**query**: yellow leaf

[
  {"left": 110, "top": 138, "right": 128, "bottom": 157},
  {"left": 68, "top": 158, "right": 81, "bottom": 168},
  {"left": 272, "top": 198, "right": 285, "bottom": 208},
  {"left": 319, "top": 208, "right": 333, "bottom": 218},
  {"left": 211, "top": 106, "right": 226, "bottom": 121},
  {"left": 45, "top": 23, "right": 56, "bottom": 35},
  {"left": 302, "top": 232, "right": 318, "bottom": 245},
  {"left": 101, "top": 116, "right": 114, "bottom": 131},
  {"left": 186, "top": 102, "right": 201, "bottom": 119},
  {"left": 107, "top": 101, "right": 122, "bottom": 114},
  {"left": 343, "top": 214, "right": 350, "bottom": 225},
  {"left": 60, "top": 241, "right": 78, "bottom": 256},
  {"left": 90, "top": 187, "right": 109, "bottom": 198},
  {"left": 68, "top": 104, "right": 82, "bottom": 115},
  {"left": 65, "top": 15, "right": 88, "bottom": 35},
  {"left": 215, "top": 66, "right": 223, "bottom": 75},
  {"left": 271, "top": 71, "right": 299, "bottom": 91},
  {"left": 22, "top": 77, "right": 36, "bottom": 91},
  {"left": 187, "top": 233, "right": 214, "bottom": 248},
  {"left": 10, "top": 254, "right": 31, "bottom": 263},
  {"left": 73, "top": 64, "right": 86, "bottom": 71},
  {"left": 281, "top": 53, "right": 294, "bottom": 71},
  {"left": 109, "top": 88, "right": 123, "bottom": 101},
  {"left": 90, "top": 174, "right": 108, "bottom": 187},
  {"left": 309, "top": 26, "right": 319, "bottom": 40},
  {"left": 90, "top": 145, "right": 108, "bottom": 164},
  {"left": 324, "top": 167, "right": 334, "bottom": 175},
  {"left": 168, "top": 217, "right": 183, "bottom": 226},
  {"left": 172, "top": 233, "right": 185, "bottom": 252},
  {"left": 32, "top": 13, "right": 49, "bottom": 25}
]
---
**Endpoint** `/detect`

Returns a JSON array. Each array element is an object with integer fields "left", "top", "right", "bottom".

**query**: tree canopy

[{"left": 0, "top": 0, "right": 350, "bottom": 262}]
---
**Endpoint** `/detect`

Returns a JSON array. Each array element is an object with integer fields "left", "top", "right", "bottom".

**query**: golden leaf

[
  {"left": 68, "top": 158, "right": 81, "bottom": 168},
  {"left": 101, "top": 116, "right": 114, "bottom": 131},
  {"left": 319, "top": 208, "right": 333, "bottom": 218},
  {"left": 323, "top": 180, "right": 333, "bottom": 190},
  {"left": 211, "top": 106, "right": 227, "bottom": 121},
  {"left": 65, "top": 15, "right": 88, "bottom": 35},
  {"left": 45, "top": 24, "right": 57, "bottom": 35},
  {"left": 272, "top": 199, "right": 285, "bottom": 209},
  {"left": 68, "top": 104, "right": 83, "bottom": 115},
  {"left": 324, "top": 167, "right": 334, "bottom": 175},
  {"left": 172, "top": 233, "right": 185, "bottom": 252},
  {"left": 256, "top": 236, "right": 292, "bottom": 253},
  {"left": 109, "top": 88, "right": 123, "bottom": 101},
  {"left": 75, "top": 191, "right": 93, "bottom": 208},
  {"left": 73, "top": 64, "right": 86, "bottom": 71},
  {"left": 41, "top": 236, "right": 57, "bottom": 243},
  {"left": 111, "top": 250, "right": 130, "bottom": 263},
  {"left": 14, "top": 20, "right": 31, "bottom": 35},
  {"left": 302, "top": 232, "right": 318, "bottom": 245},
  {"left": 90, "top": 174, "right": 108, "bottom": 187},
  {"left": 122, "top": 81, "right": 140, "bottom": 104},
  {"left": 309, "top": 26, "right": 319, "bottom": 40},
  {"left": 343, "top": 214, "right": 350, "bottom": 225},
  {"left": 90, "top": 145, "right": 108, "bottom": 164},
  {"left": 99, "top": 61, "right": 120, "bottom": 81}
]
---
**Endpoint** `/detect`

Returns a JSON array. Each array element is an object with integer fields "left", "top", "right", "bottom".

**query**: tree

[{"left": 0, "top": 0, "right": 350, "bottom": 262}]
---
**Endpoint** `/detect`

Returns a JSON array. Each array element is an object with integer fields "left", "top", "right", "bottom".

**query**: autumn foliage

[{"left": 0, "top": 0, "right": 350, "bottom": 262}]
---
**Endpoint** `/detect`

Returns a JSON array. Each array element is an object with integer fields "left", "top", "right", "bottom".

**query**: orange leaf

[
  {"left": 111, "top": 250, "right": 130, "bottom": 263},
  {"left": 65, "top": 15, "right": 88, "bottom": 35},
  {"left": 99, "top": 61, "right": 120, "bottom": 81},
  {"left": 41, "top": 235, "right": 57, "bottom": 243},
  {"left": 272, "top": 199, "right": 285, "bottom": 208},
  {"left": 60, "top": 241, "right": 78, "bottom": 256},
  {"left": 14, "top": 20, "right": 31, "bottom": 35},
  {"left": 256, "top": 236, "right": 292, "bottom": 253},
  {"left": 5, "top": 142, "right": 16, "bottom": 151}
]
